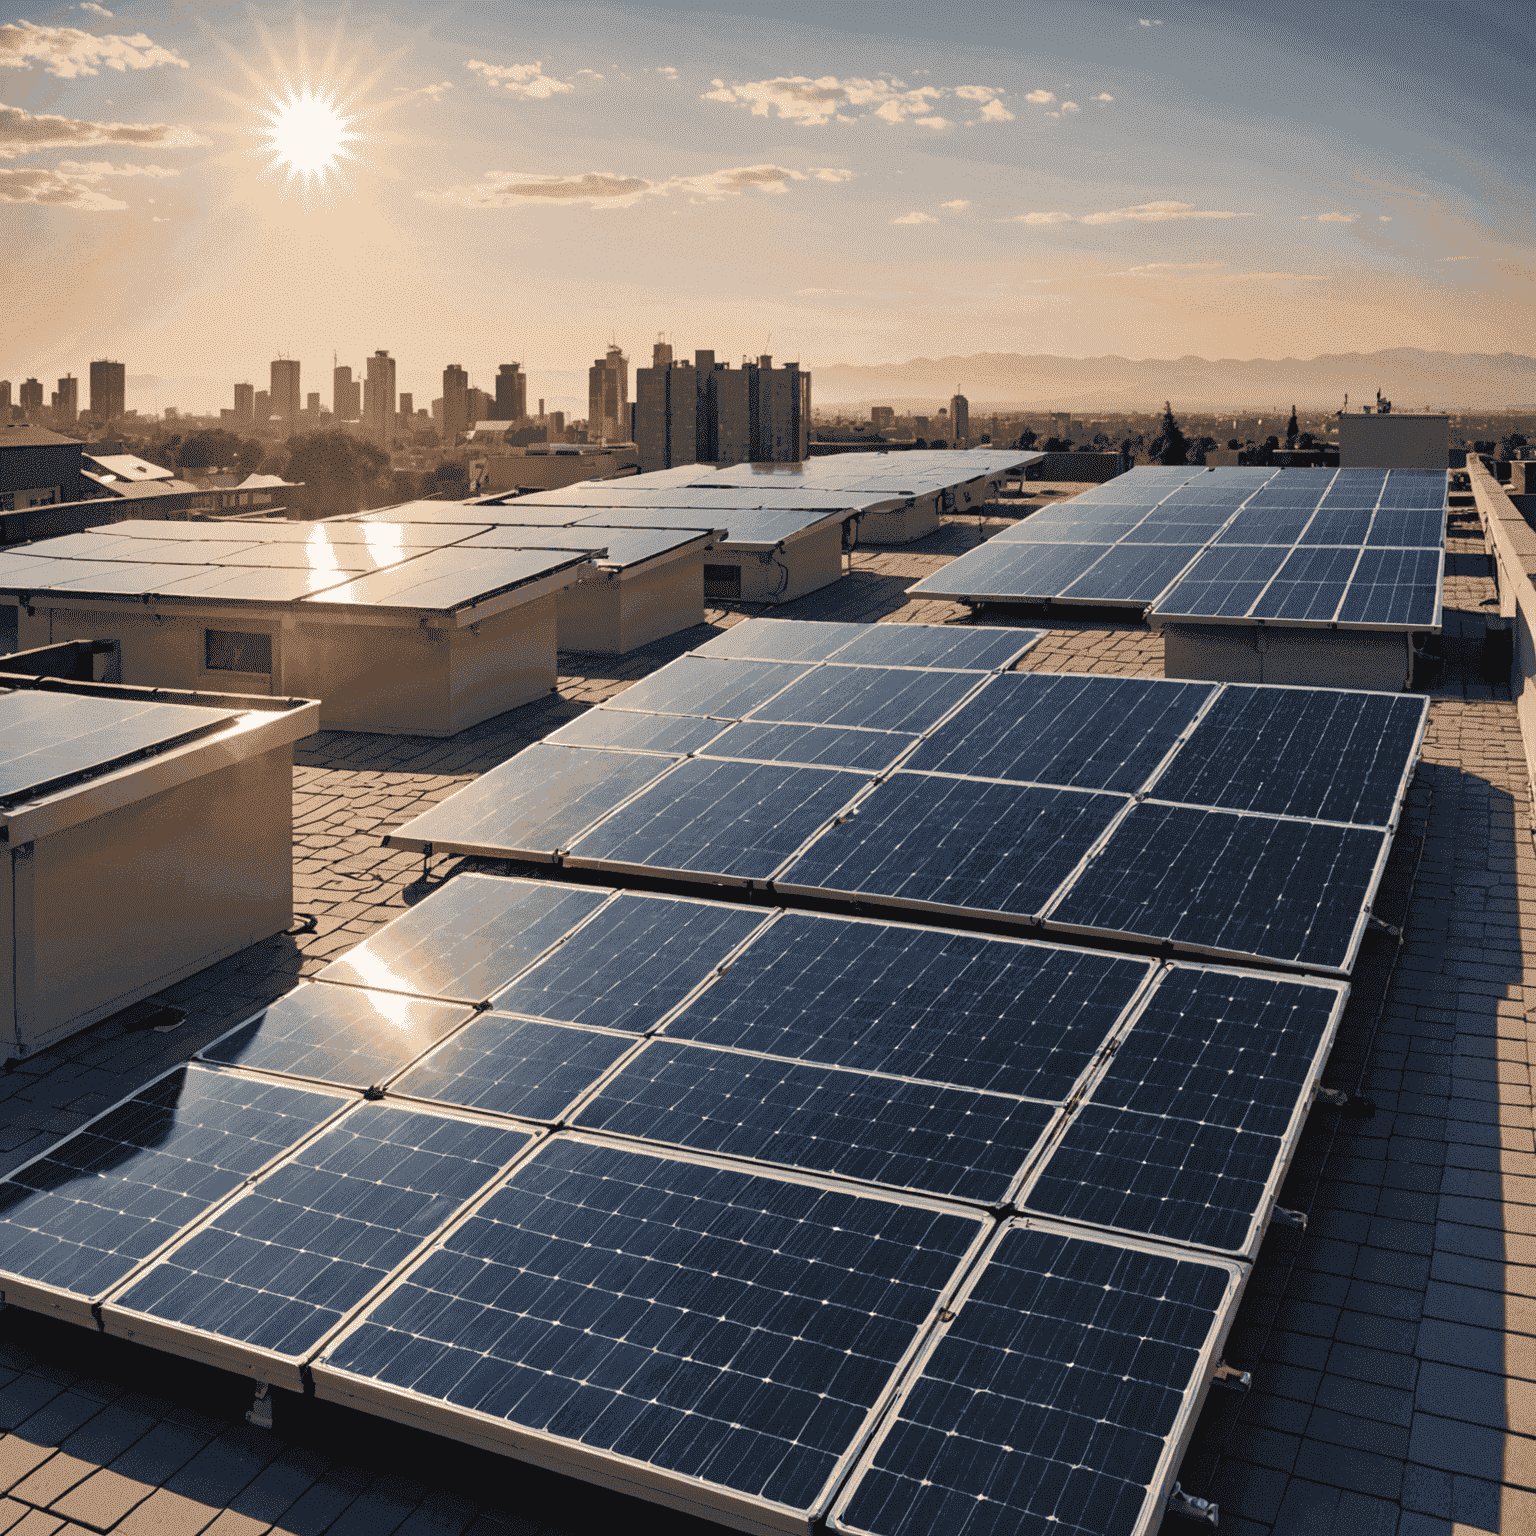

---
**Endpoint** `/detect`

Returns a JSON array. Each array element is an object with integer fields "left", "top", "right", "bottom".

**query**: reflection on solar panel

[
  {"left": 746, "top": 666, "right": 981, "bottom": 734},
  {"left": 105, "top": 1104, "right": 534, "bottom": 1381},
  {"left": 702, "top": 719, "right": 919, "bottom": 773},
  {"left": 573, "top": 1040, "right": 1058, "bottom": 1203},
  {"left": 909, "top": 466, "right": 1445, "bottom": 631},
  {"left": 0, "top": 1066, "right": 345, "bottom": 1321},
  {"left": 603, "top": 656, "right": 812, "bottom": 719},
  {"left": 1021, "top": 967, "right": 1343, "bottom": 1253},
  {"left": 830, "top": 1224, "right": 1239, "bottom": 1536},
  {"left": 544, "top": 708, "right": 726, "bottom": 756},
  {"left": 313, "top": 1137, "right": 987, "bottom": 1532}
]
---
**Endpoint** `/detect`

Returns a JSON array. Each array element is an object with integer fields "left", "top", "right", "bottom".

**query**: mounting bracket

[
  {"left": 1167, "top": 1483, "right": 1219, "bottom": 1526},
  {"left": 245, "top": 1382, "right": 273, "bottom": 1430}
]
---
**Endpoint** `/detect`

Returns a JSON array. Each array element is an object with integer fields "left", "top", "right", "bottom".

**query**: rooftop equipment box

[
  {"left": 0, "top": 658, "right": 320, "bottom": 1059},
  {"left": 1339, "top": 414, "right": 1449, "bottom": 470}
]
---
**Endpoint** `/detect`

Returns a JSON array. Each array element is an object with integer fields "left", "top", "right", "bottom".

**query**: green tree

[
  {"left": 1014, "top": 427, "right": 1039, "bottom": 451},
  {"left": 1154, "top": 403, "right": 1189, "bottom": 466},
  {"left": 1285, "top": 405, "right": 1299, "bottom": 445},
  {"left": 1501, "top": 433, "right": 1529, "bottom": 462},
  {"left": 283, "top": 430, "right": 391, "bottom": 517},
  {"left": 176, "top": 429, "right": 264, "bottom": 475}
]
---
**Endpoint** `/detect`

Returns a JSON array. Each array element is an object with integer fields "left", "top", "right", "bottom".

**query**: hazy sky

[{"left": 2, "top": 0, "right": 1532, "bottom": 413}]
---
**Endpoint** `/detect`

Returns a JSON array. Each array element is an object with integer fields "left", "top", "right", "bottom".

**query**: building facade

[
  {"left": 363, "top": 351, "right": 396, "bottom": 449},
  {"left": 233, "top": 383, "right": 255, "bottom": 427},
  {"left": 950, "top": 393, "right": 970, "bottom": 449},
  {"left": 89, "top": 359, "right": 125, "bottom": 423},
  {"left": 270, "top": 359, "right": 301, "bottom": 424},
  {"left": 332, "top": 365, "right": 360, "bottom": 422},
  {"left": 442, "top": 364, "right": 469, "bottom": 442},
  {"left": 495, "top": 363, "right": 527, "bottom": 422},
  {"left": 587, "top": 346, "right": 629, "bottom": 441},
  {"left": 635, "top": 345, "right": 698, "bottom": 473}
]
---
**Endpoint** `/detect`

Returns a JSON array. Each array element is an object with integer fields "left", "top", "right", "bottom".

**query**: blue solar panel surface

[
  {"left": 824, "top": 624, "right": 1039, "bottom": 672},
  {"left": 703, "top": 719, "right": 919, "bottom": 773},
  {"left": 568, "top": 757, "right": 866, "bottom": 883},
  {"left": 1335, "top": 547, "right": 1440, "bottom": 627},
  {"left": 906, "top": 673, "right": 1212, "bottom": 791},
  {"left": 544, "top": 708, "right": 726, "bottom": 756},
  {"left": 317, "top": 1139, "right": 983, "bottom": 1521},
  {"left": 1057, "top": 544, "right": 1202, "bottom": 603},
  {"left": 312, "top": 875, "right": 608, "bottom": 1002},
  {"left": 605, "top": 657, "right": 811, "bottom": 719},
  {"left": 1244, "top": 546, "right": 1359, "bottom": 622},
  {"left": 1048, "top": 802, "right": 1387, "bottom": 972},
  {"left": 1147, "top": 686, "right": 1425, "bottom": 824},
  {"left": 832, "top": 1226, "right": 1232, "bottom": 1536},
  {"left": 386, "top": 745, "right": 676, "bottom": 858},
  {"left": 691, "top": 619, "right": 864, "bottom": 663},
  {"left": 487, "top": 893, "right": 767, "bottom": 1029},
  {"left": 661, "top": 913, "right": 1153, "bottom": 1100},
  {"left": 778, "top": 774, "right": 1126, "bottom": 921},
  {"left": 1022, "top": 969, "right": 1340, "bottom": 1251},
  {"left": 746, "top": 666, "right": 980, "bottom": 734},
  {"left": 0, "top": 1067, "right": 343, "bottom": 1305},
  {"left": 573, "top": 1041, "right": 1057, "bottom": 1203},
  {"left": 110, "top": 1105, "right": 532, "bottom": 1361},
  {"left": 200, "top": 985, "right": 475, "bottom": 1090},
  {"left": 394, "top": 1016, "right": 636, "bottom": 1122}
]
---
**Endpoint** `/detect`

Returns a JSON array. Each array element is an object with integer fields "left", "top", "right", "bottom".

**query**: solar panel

[
  {"left": 660, "top": 911, "right": 1155, "bottom": 1100},
  {"left": 311, "top": 1137, "right": 987, "bottom": 1532},
  {"left": 1154, "top": 544, "right": 1293, "bottom": 620},
  {"left": 1020, "top": 966, "right": 1343, "bottom": 1253},
  {"left": 0, "top": 691, "right": 237, "bottom": 805},
  {"left": 384, "top": 745, "right": 677, "bottom": 860},
  {"left": 393, "top": 1015, "right": 638, "bottom": 1121},
  {"left": 103, "top": 1104, "right": 534, "bottom": 1383},
  {"left": 775, "top": 774, "right": 1127, "bottom": 923},
  {"left": 745, "top": 666, "right": 981, "bottom": 735},
  {"left": 1298, "top": 502, "right": 1375, "bottom": 545},
  {"left": 487, "top": 892, "right": 769, "bottom": 1028},
  {"left": 199, "top": 984, "right": 477, "bottom": 1090},
  {"left": 1045, "top": 801, "right": 1388, "bottom": 973},
  {"left": 1214, "top": 505, "right": 1318, "bottom": 544},
  {"left": 993, "top": 512, "right": 1152, "bottom": 543},
  {"left": 908, "top": 541, "right": 1116, "bottom": 602},
  {"left": 1336, "top": 547, "right": 1441, "bottom": 627},
  {"left": 702, "top": 719, "right": 919, "bottom": 773},
  {"left": 567, "top": 757, "right": 867, "bottom": 885},
  {"left": 823, "top": 624, "right": 1040, "bottom": 672},
  {"left": 904, "top": 673, "right": 1213, "bottom": 792},
  {"left": 300, "top": 547, "right": 586, "bottom": 615},
  {"left": 829, "top": 1223, "right": 1240, "bottom": 1536},
  {"left": 1366, "top": 506, "right": 1444, "bottom": 546},
  {"left": 1146, "top": 686, "right": 1426, "bottom": 825},
  {"left": 692, "top": 619, "right": 863, "bottom": 663},
  {"left": 1056, "top": 544, "right": 1203, "bottom": 604},
  {"left": 0, "top": 1066, "right": 346, "bottom": 1323},
  {"left": 573, "top": 1040, "right": 1058, "bottom": 1204},
  {"left": 543, "top": 707, "right": 727, "bottom": 756},
  {"left": 457, "top": 528, "right": 704, "bottom": 569},
  {"left": 605, "top": 656, "right": 812, "bottom": 720},
  {"left": 1243, "top": 545, "right": 1359, "bottom": 623}
]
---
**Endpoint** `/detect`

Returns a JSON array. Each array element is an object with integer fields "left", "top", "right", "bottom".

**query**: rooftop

[{"left": 0, "top": 482, "right": 1528, "bottom": 1535}]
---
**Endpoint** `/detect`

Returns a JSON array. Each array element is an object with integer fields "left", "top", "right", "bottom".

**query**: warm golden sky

[{"left": 2, "top": 0, "right": 1531, "bottom": 413}]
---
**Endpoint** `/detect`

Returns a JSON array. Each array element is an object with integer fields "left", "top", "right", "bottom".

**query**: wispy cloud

[
  {"left": 0, "top": 20, "right": 187, "bottom": 77},
  {"left": 1024, "top": 90, "right": 1054, "bottom": 105},
  {"left": 1061, "top": 101, "right": 1081, "bottom": 114},
  {"left": 1095, "top": 93, "right": 1114, "bottom": 102},
  {"left": 656, "top": 66, "right": 678, "bottom": 79},
  {"left": 702, "top": 75, "right": 1010, "bottom": 128},
  {"left": 465, "top": 59, "right": 576, "bottom": 98},
  {"left": 1002, "top": 200, "right": 1248, "bottom": 225},
  {"left": 1379, "top": 215, "right": 1392, "bottom": 221},
  {"left": 892, "top": 210, "right": 937, "bottom": 224},
  {"left": 1310, "top": 211, "right": 1355, "bottom": 223},
  {"left": 1130, "top": 260, "right": 1229, "bottom": 272},
  {"left": 79, "top": 3, "right": 112, "bottom": 15},
  {"left": 1138, "top": 18, "right": 1163, "bottom": 25},
  {"left": 422, "top": 162, "right": 848, "bottom": 209},
  {"left": 394, "top": 81, "right": 453, "bottom": 104},
  {"left": 1441, "top": 254, "right": 1472, "bottom": 261},
  {"left": 0, "top": 101, "right": 204, "bottom": 160},
  {"left": 0, "top": 157, "right": 176, "bottom": 209},
  {"left": 941, "top": 199, "right": 971, "bottom": 210},
  {"left": 1223, "top": 270, "right": 1327, "bottom": 281}
]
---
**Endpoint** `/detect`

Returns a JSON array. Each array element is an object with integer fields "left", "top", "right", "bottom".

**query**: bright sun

[{"left": 258, "top": 87, "right": 358, "bottom": 190}]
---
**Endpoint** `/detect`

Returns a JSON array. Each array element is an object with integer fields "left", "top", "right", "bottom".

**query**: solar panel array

[
  {"left": 0, "top": 614, "right": 1427, "bottom": 1536},
  {"left": 0, "top": 867, "right": 1338, "bottom": 1531},
  {"left": 910, "top": 466, "right": 1446, "bottom": 631},
  {"left": 388, "top": 619, "right": 1427, "bottom": 976}
]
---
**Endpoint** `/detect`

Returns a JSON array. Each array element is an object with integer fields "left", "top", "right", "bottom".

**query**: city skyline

[{"left": 2, "top": 0, "right": 1531, "bottom": 412}]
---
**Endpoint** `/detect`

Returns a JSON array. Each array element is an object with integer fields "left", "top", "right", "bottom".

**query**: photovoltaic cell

[
  {"left": 488, "top": 893, "right": 767, "bottom": 1029},
  {"left": 702, "top": 719, "right": 919, "bottom": 773},
  {"left": 312, "top": 875, "right": 609, "bottom": 1003},
  {"left": 1213, "top": 506, "right": 1318, "bottom": 545},
  {"left": 831, "top": 1225, "right": 1233, "bottom": 1536},
  {"left": 1022, "top": 969, "right": 1341, "bottom": 1251},
  {"left": 1056, "top": 544, "right": 1202, "bottom": 603},
  {"left": 200, "top": 985, "right": 476, "bottom": 1090},
  {"left": 691, "top": 619, "right": 868, "bottom": 664},
  {"left": 1155, "top": 544, "right": 1292, "bottom": 619},
  {"left": 575, "top": 1041, "right": 1057, "bottom": 1203},
  {"left": 776, "top": 774, "right": 1126, "bottom": 922},
  {"left": 385, "top": 745, "right": 677, "bottom": 859},
  {"left": 994, "top": 513, "right": 1150, "bottom": 544},
  {"left": 568, "top": 757, "right": 866, "bottom": 883},
  {"left": 394, "top": 1016, "right": 637, "bottom": 1121},
  {"left": 1246, "top": 545, "right": 1358, "bottom": 622},
  {"left": 823, "top": 624, "right": 1040, "bottom": 672},
  {"left": 1366, "top": 506, "right": 1444, "bottom": 546},
  {"left": 1336, "top": 548, "right": 1440, "bottom": 626},
  {"left": 0, "top": 1067, "right": 343, "bottom": 1308},
  {"left": 746, "top": 666, "right": 980, "bottom": 734},
  {"left": 905, "top": 673, "right": 1212, "bottom": 792},
  {"left": 542, "top": 708, "right": 726, "bottom": 757},
  {"left": 1299, "top": 503, "right": 1375, "bottom": 545},
  {"left": 661, "top": 913, "right": 1152, "bottom": 1100},
  {"left": 108, "top": 1105, "right": 532, "bottom": 1364},
  {"left": 1049, "top": 801, "right": 1388, "bottom": 971},
  {"left": 1147, "top": 686, "right": 1425, "bottom": 825},
  {"left": 605, "top": 657, "right": 811, "bottom": 720},
  {"left": 909, "top": 541, "right": 1115, "bottom": 601},
  {"left": 315, "top": 1138, "right": 984, "bottom": 1524}
]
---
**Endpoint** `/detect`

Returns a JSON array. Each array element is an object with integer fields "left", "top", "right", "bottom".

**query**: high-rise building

[
  {"left": 950, "top": 392, "right": 969, "bottom": 449},
  {"left": 495, "top": 363, "right": 527, "bottom": 422},
  {"left": 750, "top": 356, "right": 810, "bottom": 462},
  {"left": 254, "top": 389, "right": 270, "bottom": 423},
  {"left": 233, "top": 382, "right": 255, "bottom": 426},
  {"left": 270, "top": 358, "right": 301, "bottom": 423},
  {"left": 89, "top": 359, "right": 125, "bottom": 422},
  {"left": 363, "top": 350, "right": 396, "bottom": 448},
  {"left": 333, "top": 365, "right": 360, "bottom": 421},
  {"left": 0, "top": 381, "right": 11, "bottom": 413},
  {"left": 468, "top": 387, "right": 493, "bottom": 427},
  {"left": 587, "top": 345, "right": 628, "bottom": 441},
  {"left": 398, "top": 393, "right": 414, "bottom": 426},
  {"left": 871, "top": 405, "right": 895, "bottom": 430},
  {"left": 53, "top": 375, "right": 78, "bottom": 427},
  {"left": 636, "top": 352, "right": 697, "bottom": 474},
  {"left": 442, "top": 364, "right": 469, "bottom": 441},
  {"left": 19, "top": 379, "right": 44, "bottom": 418}
]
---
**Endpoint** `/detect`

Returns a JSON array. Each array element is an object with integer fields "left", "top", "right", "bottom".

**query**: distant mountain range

[{"left": 808, "top": 349, "right": 1536, "bottom": 413}]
